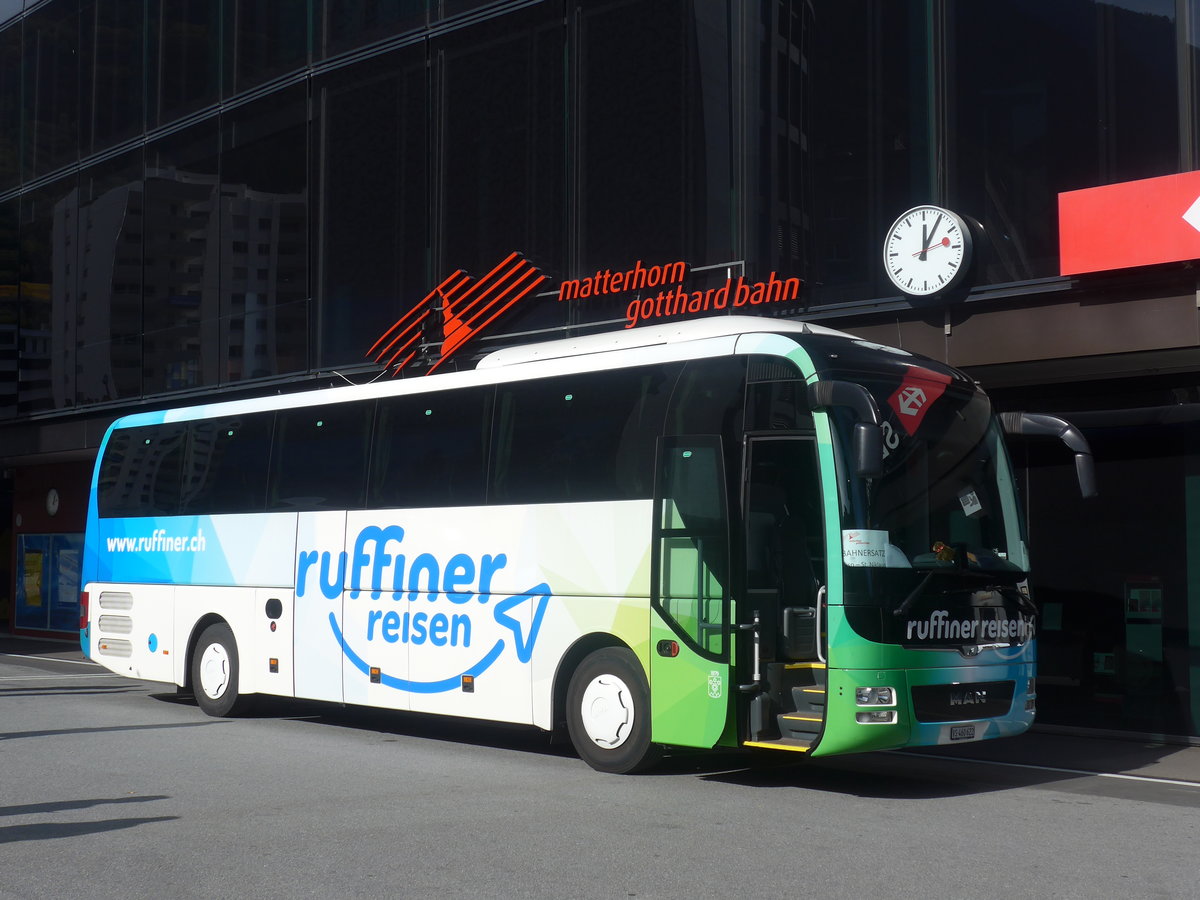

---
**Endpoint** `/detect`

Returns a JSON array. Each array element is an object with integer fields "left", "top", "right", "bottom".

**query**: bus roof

[{"left": 477, "top": 315, "right": 855, "bottom": 370}]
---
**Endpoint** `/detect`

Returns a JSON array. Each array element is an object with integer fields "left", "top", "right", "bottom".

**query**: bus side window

[
  {"left": 181, "top": 414, "right": 274, "bottom": 515},
  {"left": 745, "top": 376, "right": 814, "bottom": 432},
  {"left": 655, "top": 437, "right": 728, "bottom": 657},
  {"left": 490, "top": 364, "right": 677, "bottom": 505},
  {"left": 369, "top": 388, "right": 491, "bottom": 508},
  {"left": 268, "top": 402, "right": 373, "bottom": 511},
  {"left": 97, "top": 424, "right": 188, "bottom": 517}
]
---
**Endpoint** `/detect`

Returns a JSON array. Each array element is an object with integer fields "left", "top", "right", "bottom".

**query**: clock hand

[
  {"left": 920, "top": 223, "right": 929, "bottom": 262},
  {"left": 912, "top": 236, "right": 952, "bottom": 257},
  {"left": 920, "top": 214, "right": 943, "bottom": 262}
]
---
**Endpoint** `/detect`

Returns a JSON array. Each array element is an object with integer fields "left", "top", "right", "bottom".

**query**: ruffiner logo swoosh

[{"left": 328, "top": 584, "right": 552, "bottom": 694}]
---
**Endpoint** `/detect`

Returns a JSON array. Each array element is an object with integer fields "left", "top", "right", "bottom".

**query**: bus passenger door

[
  {"left": 294, "top": 511, "right": 348, "bottom": 704},
  {"left": 649, "top": 437, "right": 732, "bottom": 749},
  {"left": 743, "top": 436, "right": 828, "bottom": 748}
]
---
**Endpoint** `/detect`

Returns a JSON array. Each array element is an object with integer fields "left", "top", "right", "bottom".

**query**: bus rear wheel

[
  {"left": 191, "top": 622, "right": 252, "bottom": 717},
  {"left": 566, "top": 647, "right": 661, "bottom": 774}
]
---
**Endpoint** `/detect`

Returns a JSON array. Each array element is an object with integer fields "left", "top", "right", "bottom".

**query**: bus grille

[{"left": 911, "top": 681, "right": 1015, "bottom": 722}]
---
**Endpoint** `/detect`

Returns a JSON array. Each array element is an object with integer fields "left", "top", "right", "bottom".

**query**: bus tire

[
  {"left": 565, "top": 647, "right": 661, "bottom": 774},
  {"left": 191, "top": 622, "right": 251, "bottom": 717}
]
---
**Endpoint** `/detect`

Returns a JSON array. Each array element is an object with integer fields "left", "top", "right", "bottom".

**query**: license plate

[{"left": 949, "top": 724, "right": 976, "bottom": 741}]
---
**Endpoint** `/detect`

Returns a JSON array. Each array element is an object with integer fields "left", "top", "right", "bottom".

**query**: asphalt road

[{"left": 3, "top": 646, "right": 1199, "bottom": 899}]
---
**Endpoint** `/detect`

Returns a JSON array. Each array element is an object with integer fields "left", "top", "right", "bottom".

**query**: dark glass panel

[
  {"left": 0, "top": 22, "right": 21, "bottom": 190},
  {"left": 573, "top": 0, "right": 734, "bottom": 327},
  {"left": 0, "top": 2, "right": 20, "bottom": 27},
  {"left": 370, "top": 387, "right": 491, "bottom": 508},
  {"left": 220, "top": 85, "right": 310, "bottom": 381},
  {"left": 181, "top": 413, "right": 273, "bottom": 514},
  {"left": 314, "top": 47, "right": 428, "bottom": 368},
  {"left": 223, "top": 0, "right": 310, "bottom": 97},
  {"left": 436, "top": 0, "right": 503, "bottom": 20},
  {"left": 76, "top": 150, "right": 144, "bottom": 403},
  {"left": 434, "top": 3, "right": 566, "bottom": 338},
  {"left": 80, "top": 0, "right": 145, "bottom": 154},
  {"left": 19, "top": 176, "right": 77, "bottom": 414},
  {"left": 147, "top": 0, "right": 221, "bottom": 127},
  {"left": 804, "top": 0, "right": 921, "bottom": 304},
  {"left": 269, "top": 401, "right": 372, "bottom": 510},
  {"left": 0, "top": 198, "right": 17, "bottom": 420},
  {"left": 949, "top": 0, "right": 1178, "bottom": 283},
  {"left": 316, "top": 0, "right": 426, "bottom": 59},
  {"left": 24, "top": 0, "right": 80, "bottom": 177},
  {"left": 143, "top": 120, "right": 221, "bottom": 394}
]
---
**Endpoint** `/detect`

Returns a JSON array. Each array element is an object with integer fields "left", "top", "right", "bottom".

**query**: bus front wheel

[
  {"left": 191, "top": 622, "right": 251, "bottom": 717},
  {"left": 566, "top": 647, "right": 661, "bottom": 774}
]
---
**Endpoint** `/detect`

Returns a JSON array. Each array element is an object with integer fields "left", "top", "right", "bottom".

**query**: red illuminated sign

[
  {"left": 561, "top": 260, "right": 801, "bottom": 328},
  {"left": 1059, "top": 170, "right": 1200, "bottom": 275},
  {"left": 368, "top": 254, "right": 803, "bottom": 375},
  {"left": 368, "top": 252, "right": 545, "bottom": 376}
]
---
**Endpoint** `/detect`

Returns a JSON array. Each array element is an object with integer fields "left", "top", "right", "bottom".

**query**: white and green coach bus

[{"left": 80, "top": 316, "right": 1093, "bottom": 772}]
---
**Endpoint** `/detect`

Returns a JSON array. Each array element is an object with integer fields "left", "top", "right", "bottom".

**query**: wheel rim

[
  {"left": 579, "top": 673, "right": 635, "bottom": 749},
  {"left": 198, "top": 642, "right": 231, "bottom": 701}
]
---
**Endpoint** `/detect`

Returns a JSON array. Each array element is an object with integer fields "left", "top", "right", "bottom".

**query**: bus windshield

[{"left": 835, "top": 371, "right": 1029, "bottom": 582}]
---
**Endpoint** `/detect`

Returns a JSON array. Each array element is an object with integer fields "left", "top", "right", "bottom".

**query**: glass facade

[
  {"left": 1, "top": 0, "right": 1193, "bottom": 414},
  {"left": 1, "top": 0, "right": 1199, "bottom": 736}
]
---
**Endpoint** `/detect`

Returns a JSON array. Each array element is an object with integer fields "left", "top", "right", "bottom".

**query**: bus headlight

[{"left": 855, "top": 686, "right": 896, "bottom": 706}]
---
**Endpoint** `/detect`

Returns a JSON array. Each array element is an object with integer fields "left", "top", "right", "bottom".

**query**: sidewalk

[
  {"left": 0, "top": 633, "right": 88, "bottom": 662},
  {"left": 3, "top": 632, "right": 1199, "bottom": 783},
  {"left": 906, "top": 727, "right": 1200, "bottom": 785}
]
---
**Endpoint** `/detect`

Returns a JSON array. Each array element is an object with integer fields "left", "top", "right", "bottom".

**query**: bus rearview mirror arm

[
  {"left": 999, "top": 411, "right": 1098, "bottom": 499},
  {"left": 807, "top": 381, "right": 884, "bottom": 479}
]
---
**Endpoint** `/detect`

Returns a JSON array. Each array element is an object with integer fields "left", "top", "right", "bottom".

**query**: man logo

[{"left": 950, "top": 689, "right": 988, "bottom": 706}]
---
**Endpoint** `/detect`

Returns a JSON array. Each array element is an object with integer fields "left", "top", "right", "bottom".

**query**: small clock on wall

[
  {"left": 46, "top": 488, "right": 60, "bottom": 516},
  {"left": 883, "top": 205, "right": 973, "bottom": 297}
]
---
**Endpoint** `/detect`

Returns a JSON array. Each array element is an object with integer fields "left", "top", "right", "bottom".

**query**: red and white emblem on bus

[
  {"left": 368, "top": 252, "right": 546, "bottom": 376},
  {"left": 888, "top": 367, "right": 952, "bottom": 435}
]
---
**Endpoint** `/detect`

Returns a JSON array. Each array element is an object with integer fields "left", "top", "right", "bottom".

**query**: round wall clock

[{"left": 883, "top": 205, "right": 973, "bottom": 296}]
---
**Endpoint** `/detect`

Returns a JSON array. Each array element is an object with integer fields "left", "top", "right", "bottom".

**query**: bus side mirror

[
  {"left": 808, "top": 381, "right": 884, "bottom": 479},
  {"left": 853, "top": 422, "right": 884, "bottom": 480},
  {"left": 999, "top": 411, "right": 1098, "bottom": 499}
]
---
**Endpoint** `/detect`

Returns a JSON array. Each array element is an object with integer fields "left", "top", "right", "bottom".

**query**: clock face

[
  {"left": 883, "top": 206, "right": 973, "bottom": 296},
  {"left": 46, "top": 488, "right": 59, "bottom": 516}
]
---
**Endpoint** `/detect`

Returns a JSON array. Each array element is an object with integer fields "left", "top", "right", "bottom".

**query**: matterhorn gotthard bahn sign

[
  {"left": 368, "top": 254, "right": 801, "bottom": 375},
  {"left": 1059, "top": 169, "right": 1200, "bottom": 275}
]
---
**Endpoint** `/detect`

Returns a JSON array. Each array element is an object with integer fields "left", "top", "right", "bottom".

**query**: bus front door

[
  {"left": 649, "top": 436, "right": 733, "bottom": 750},
  {"left": 742, "top": 436, "right": 828, "bottom": 751}
]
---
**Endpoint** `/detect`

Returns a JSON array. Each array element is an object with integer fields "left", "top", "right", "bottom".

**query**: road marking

[
  {"left": 0, "top": 673, "right": 124, "bottom": 681},
  {"left": 3, "top": 653, "right": 99, "bottom": 667},
  {"left": 905, "top": 751, "right": 1200, "bottom": 789}
]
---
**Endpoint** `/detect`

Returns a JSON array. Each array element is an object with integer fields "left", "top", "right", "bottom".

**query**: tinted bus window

[
  {"left": 369, "top": 388, "right": 492, "bottom": 509},
  {"left": 269, "top": 402, "right": 373, "bottom": 510},
  {"left": 492, "top": 364, "right": 678, "bottom": 505},
  {"left": 97, "top": 423, "right": 188, "bottom": 517},
  {"left": 180, "top": 414, "right": 274, "bottom": 515}
]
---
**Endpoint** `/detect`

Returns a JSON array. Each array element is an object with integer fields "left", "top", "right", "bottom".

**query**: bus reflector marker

[
  {"left": 656, "top": 640, "right": 680, "bottom": 658},
  {"left": 269, "top": 658, "right": 279, "bottom": 673},
  {"left": 461, "top": 675, "right": 475, "bottom": 693},
  {"left": 369, "top": 667, "right": 381, "bottom": 684}
]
